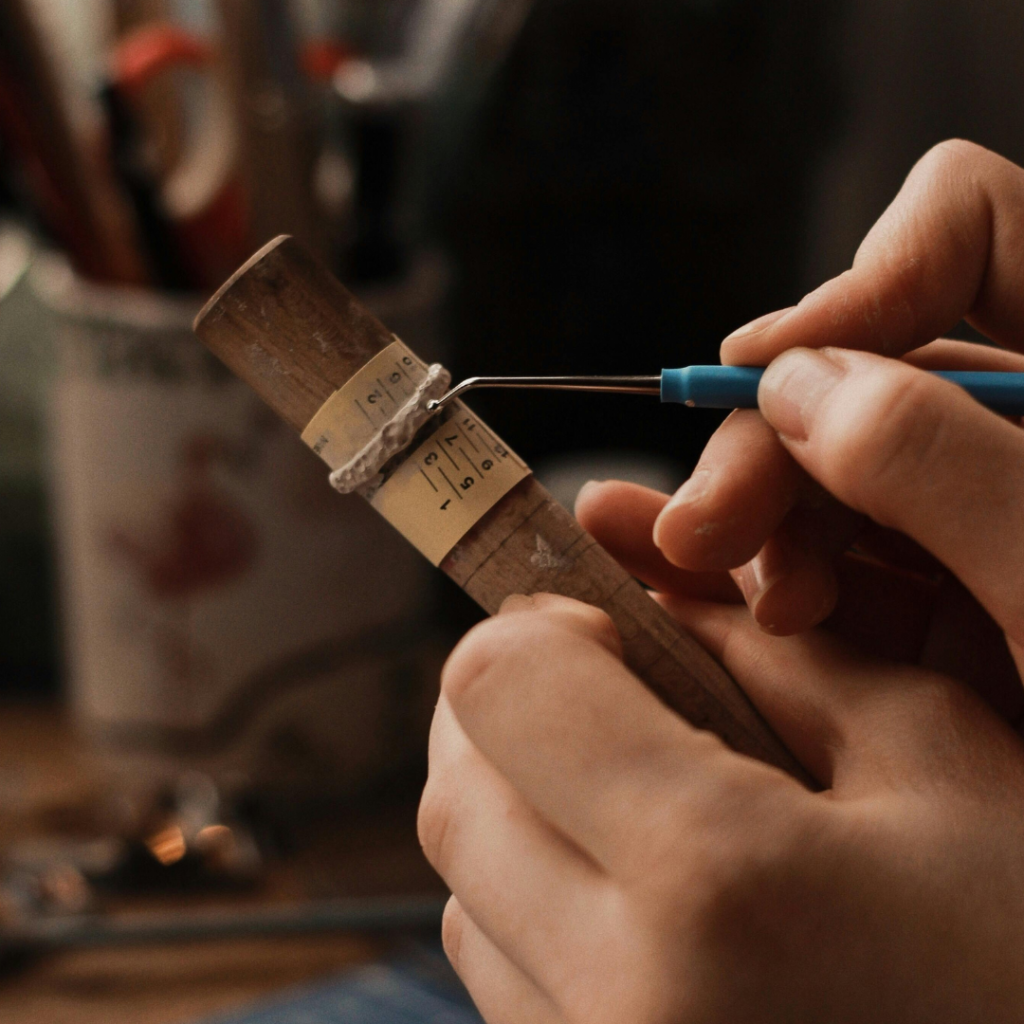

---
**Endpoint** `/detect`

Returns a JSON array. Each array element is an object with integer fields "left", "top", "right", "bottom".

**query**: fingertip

[
  {"left": 579, "top": 479, "right": 741, "bottom": 601},
  {"left": 758, "top": 347, "right": 849, "bottom": 444},
  {"left": 573, "top": 479, "right": 608, "bottom": 519},
  {"left": 653, "top": 472, "right": 777, "bottom": 572},
  {"left": 653, "top": 487, "right": 742, "bottom": 570},
  {"left": 750, "top": 565, "right": 839, "bottom": 636},
  {"left": 655, "top": 411, "right": 805, "bottom": 573},
  {"left": 441, "top": 896, "right": 465, "bottom": 973},
  {"left": 729, "top": 499, "right": 856, "bottom": 637},
  {"left": 719, "top": 306, "right": 798, "bottom": 365},
  {"left": 652, "top": 470, "right": 714, "bottom": 565},
  {"left": 499, "top": 592, "right": 624, "bottom": 658},
  {"left": 499, "top": 593, "right": 536, "bottom": 615}
]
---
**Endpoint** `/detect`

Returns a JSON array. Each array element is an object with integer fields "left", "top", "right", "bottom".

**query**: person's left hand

[
  {"left": 420, "top": 582, "right": 1024, "bottom": 1022},
  {"left": 419, "top": 472, "right": 1024, "bottom": 1023},
  {"left": 421, "top": 526, "right": 1024, "bottom": 1024}
]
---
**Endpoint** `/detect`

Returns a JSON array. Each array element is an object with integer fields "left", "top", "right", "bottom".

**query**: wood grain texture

[{"left": 194, "top": 236, "right": 813, "bottom": 785}]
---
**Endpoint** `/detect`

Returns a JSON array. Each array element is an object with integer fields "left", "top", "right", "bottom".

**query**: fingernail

[
  {"left": 758, "top": 348, "right": 847, "bottom": 442},
  {"left": 722, "top": 306, "right": 797, "bottom": 345},
  {"left": 653, "top": 470, "right": 712, "bottom": 550},
  {"left": 722, "top": 306, "right": 795, "bottom": 341},
  {"left": 499, "top": 593, "right": 534, "bottom": 615},
  {"left": 670, "top": 468, "right": 712, "bottom": 508},
  {"left": 575, "top": 479, "right": 604, "bottom": 509},
  {"left": 734, "top": 555, "right": 779, "bottom": 614}
]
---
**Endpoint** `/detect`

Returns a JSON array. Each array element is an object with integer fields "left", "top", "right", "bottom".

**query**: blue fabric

[{"left": 199, "top": 945, "right": 483, "bottom": 1024}]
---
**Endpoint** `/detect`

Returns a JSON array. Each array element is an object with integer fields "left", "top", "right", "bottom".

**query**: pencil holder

[{"left": 31, "top": 254, "right": 446, "bottom": 804}]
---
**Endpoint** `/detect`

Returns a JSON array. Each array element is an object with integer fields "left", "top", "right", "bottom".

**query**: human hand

[
  {"left": 420, "top": 583, "right": 1024, "bottom": 1023},
  {"left": 652, "top": 141, "right": 1024, "bottom": 691},
  {"left": 418, "top": 140, "right": 1024, "bottom": 1022}
]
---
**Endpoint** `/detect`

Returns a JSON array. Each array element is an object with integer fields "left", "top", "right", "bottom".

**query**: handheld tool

[{"left": 428, "top": 366, "right": 1024, "bottom": 415}]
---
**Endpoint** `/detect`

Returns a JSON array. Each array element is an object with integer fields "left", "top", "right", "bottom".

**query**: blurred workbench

[{"left": 0, "top": 705, "right": 444, "bottom": 1024}]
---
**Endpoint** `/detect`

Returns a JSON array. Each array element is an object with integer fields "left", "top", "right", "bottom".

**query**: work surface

[{"left": 0, "top": 706, "right": 444, "bottom": 1024}]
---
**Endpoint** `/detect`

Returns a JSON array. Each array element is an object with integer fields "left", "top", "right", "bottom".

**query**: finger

[
  {"left": 731, "top": 498, "right": 863, "bottom": 635},
  {"left": 443, "top": 898, "right": 564, "bottom": 1024},
  {"left": 647, "top": 408, "right": 853, "bottom": 635},
  {"left": 575, "top": 480, "right": 740, "bottom": 602},
  {"left": 903, "top": 338, "right": 1024, "bottom": 372},
  {"left": 662, "top": 595, "right": 1013, "bottom": 790},
  {"left": 498, "top": 592, "right": 624, "bottom": 657},
  {"left": 757, "top": 347, "right": 1024, "bottom": 646},
  {"left": 419, "top": 695, "right": 608, "bottom": 988},
  {"left": 441, "top": 599, "right": 796, "bottom": 874},
  {"left": 904, "top": 340, "right": 1024, "bottom": 431},
  {"left": 659, "top": 596, "right": 853, "bottom": 785},
  {"left": 652, "top": 410, "right": 803, "bottom": 572},
  {"left": 721, "top": 140, "right": 1024, "bottom": 365}
]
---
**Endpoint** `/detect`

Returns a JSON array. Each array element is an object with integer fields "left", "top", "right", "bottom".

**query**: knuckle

[
  {"left": 683, "top": 839, "right": 803, "bottom": 968},
  {"left": 828, "top": 370, "right": 947, "bottom": 523},
  {"left": 598, "top": 790, "right": 823, "bottom": 1024},
  {"left": 912, "top": 138, "right": 991, "bottom": 182},
  {"left": 441, "top": 603, "right": 621, "bottom": 710},
  {"left": 653, "top": 789, "right": 812, "bottom": 941},
  {"left": 440, "top": 616, "right": 511, "bottom": 706},
  {"left": 440, "top": 898, "right": 466, "bottom": 973},
  {"left": 518, "top": 594, "right": 622, "bottom": 657},
  {"left": 416, "top": 778, "right": 455, "bottom": 874},
  {"left": 565, "top": 602, "right": 622, "bottom": 656}
]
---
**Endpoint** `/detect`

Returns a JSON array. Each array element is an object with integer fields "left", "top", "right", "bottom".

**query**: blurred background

[{"left": 1, "top": 0, "right": 1023, "bottom": 1020}]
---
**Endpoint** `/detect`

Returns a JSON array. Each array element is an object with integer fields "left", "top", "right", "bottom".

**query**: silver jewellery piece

[{"left": 328, "top": 363, "right": 451, "bottom": 497}]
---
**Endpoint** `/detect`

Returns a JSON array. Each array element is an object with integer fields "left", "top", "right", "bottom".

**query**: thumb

[{"left": 756, "top": 346, "right": 1024, "bottom": 647}]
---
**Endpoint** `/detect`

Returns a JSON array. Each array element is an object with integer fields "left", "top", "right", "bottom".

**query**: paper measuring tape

[{"left": 301, "top": 340, "right": 531, "bottom": 565}]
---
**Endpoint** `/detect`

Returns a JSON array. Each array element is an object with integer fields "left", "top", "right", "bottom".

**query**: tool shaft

[
  {"left": 434, "top": 367, "right": 1024, "bottom": 416},
  {"left": 430, "top": 375, "right": 661, "bottom": 410}
]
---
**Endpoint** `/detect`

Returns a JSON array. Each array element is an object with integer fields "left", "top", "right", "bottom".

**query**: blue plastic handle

[{"left": 660, "top": 366, "right": 1024, "bottom": 416}]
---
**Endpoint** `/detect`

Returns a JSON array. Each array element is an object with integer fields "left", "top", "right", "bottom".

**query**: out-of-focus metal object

[
  {"left": 334, "top": 0, "right": 534, "bottom": 106},
  {"left": 331, "top": 0, "right": 538, "bottom": 283},
  {"left": 215, "top": 0, "right": 323, "bottom": 254},
  {"left": 0, "top": 223, "right": 61, "bottom": 696},
  {"left": 0, "top": 894, "right": 446, "bottom": 966},
  {"left": 0, "top": 224, "right": 42, "bottom": 482},
  {"left": 0, "top": 772, "right": 260, "bottom": 916},
  {"left": 429, "top": 374, "right": 663, "bottom": 412}
]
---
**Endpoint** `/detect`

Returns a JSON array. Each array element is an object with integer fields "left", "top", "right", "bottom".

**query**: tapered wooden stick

[{"left": 194, "top": 236, "right": 812, "bottom": 785}]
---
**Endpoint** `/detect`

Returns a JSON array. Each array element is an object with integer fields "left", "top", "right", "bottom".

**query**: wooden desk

[{"left": 0, "top": 705, "right": 444, "bottom": 1024}]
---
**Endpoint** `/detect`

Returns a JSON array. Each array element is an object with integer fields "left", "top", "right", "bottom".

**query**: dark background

[{"left": 441, "top": 0, "right": 841, "bottom": 470}]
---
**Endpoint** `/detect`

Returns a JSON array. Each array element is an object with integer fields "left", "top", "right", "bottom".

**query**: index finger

[{"left": 721, "top": 140, "right": 1024, "bottom": 365}]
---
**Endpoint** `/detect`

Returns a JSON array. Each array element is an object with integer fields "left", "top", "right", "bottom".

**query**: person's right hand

[{"left": 630, "top": 140, "right": 1024, "bottom": 721}]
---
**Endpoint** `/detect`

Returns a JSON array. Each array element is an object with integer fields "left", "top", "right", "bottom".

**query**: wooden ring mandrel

[{"left": 193, "top": 236, "right": 813, "bottom": 786}]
